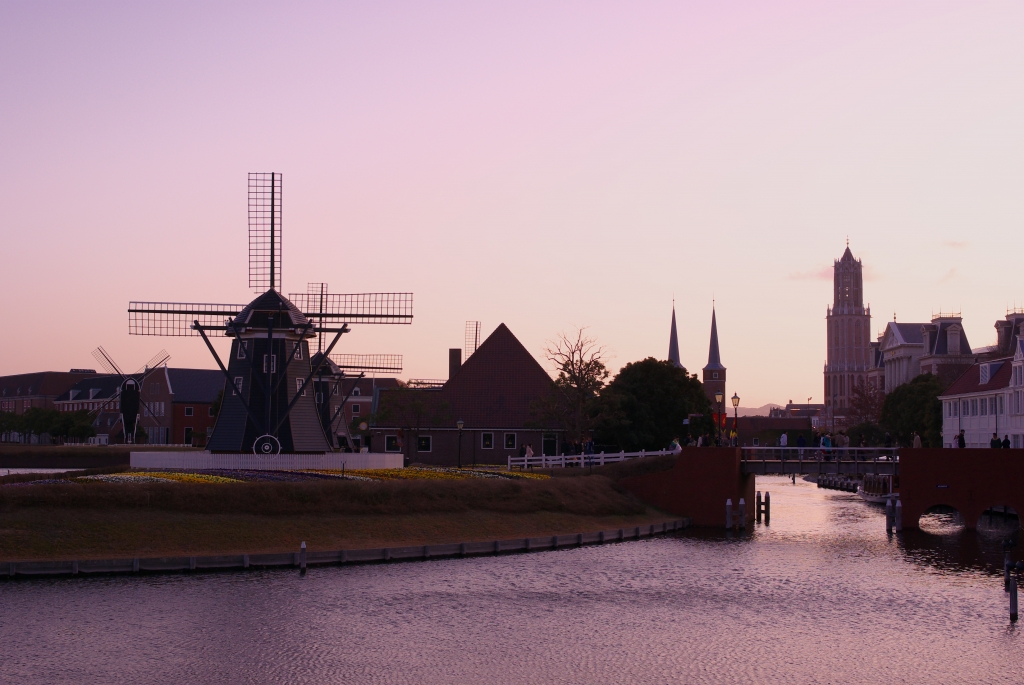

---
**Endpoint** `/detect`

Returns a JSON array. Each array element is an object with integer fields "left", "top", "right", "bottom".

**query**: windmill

[
  {"left": 127, "top": 172, "right": 413, "bottom": 454},
  {"left": 89, "top": 347, "right": 170, "bottom": 443}
]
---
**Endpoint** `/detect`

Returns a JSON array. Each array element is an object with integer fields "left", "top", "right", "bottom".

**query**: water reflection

[{"left": 2, "top": 476, "right": 1023, "bottom": 685}]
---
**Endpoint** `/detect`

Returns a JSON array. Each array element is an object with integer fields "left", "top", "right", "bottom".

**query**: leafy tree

[
  {"left": 374, "top": 385, "right": 452, "bottom": 463},
  {"left": 880, "top": 373, "right": 943, "bottom": 447},
  {"left": 595, "top": 358, "right": 712, "bottom": 451},
  {"left": 847, "top": 422, "right": 886, "bottom": 447},
  {"left": 535, "top": 328, "right": 609, "bottom": 443}
]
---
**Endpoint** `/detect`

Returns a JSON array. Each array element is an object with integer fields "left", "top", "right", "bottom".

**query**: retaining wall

[
  {"left": 1, "top": 519, "right": 689, "bottom": 579},
  {"left": 130, "top": 451, "right": 403, "bottom": 471}
]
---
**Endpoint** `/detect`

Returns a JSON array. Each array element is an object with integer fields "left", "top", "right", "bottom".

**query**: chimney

[
  {"left": 449, "top": 348, "right": 462, "bottom": 379},
  {"left": 996, "top": 320, "right": 1013, "bottom": 353}
]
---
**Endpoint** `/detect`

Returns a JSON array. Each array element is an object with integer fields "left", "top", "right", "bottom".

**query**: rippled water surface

[{"left": 3, "top": 477, "right": 1023, "bottom": 684}]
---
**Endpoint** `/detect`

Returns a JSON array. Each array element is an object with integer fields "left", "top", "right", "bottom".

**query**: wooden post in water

[
  {"left": 726, "top": 499, "right": 733, "bottom": 529},
  {"left": 895, "top": 500, "right": 903, "bottom": 532},
  {"left": 1011, "top": 577, "right": 1019, "bottom": 623},
  {"left": 739, "top": 499, "right": 746, "bottom": 530},
  {"left": 764, "top": 492, "right": 771, "bottom": 525},
  {"left": 299, "top": 541, "right": 307, "bottom": 572},
  {"left": 756, "top": 491, "right": 762, "bottom": 523},
  {"left": 886, "top": 498, "right": 894, "bottom": 533},
  {"left": 1005, "top": 551, "right": 1012, "bottom": 591}
]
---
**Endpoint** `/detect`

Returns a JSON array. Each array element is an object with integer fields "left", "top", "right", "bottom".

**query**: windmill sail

[
  {"left": 249, "top": 172, "right": 282, "bottom": 293},
  {"left": 287, "top": 292, "right": 414, "bottom": 324},
  {"left": 128, "top": 302, "right": 245, "bottom": 336},
  {"left": 329, "top": 354, "right": 403, "bottom": 372}
]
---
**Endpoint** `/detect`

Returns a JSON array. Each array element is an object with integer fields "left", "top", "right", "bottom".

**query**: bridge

[{"left": 611, "top": 447, "right": 1020, "bottom": 531}]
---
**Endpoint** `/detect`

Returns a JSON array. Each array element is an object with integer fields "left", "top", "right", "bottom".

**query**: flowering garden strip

[
  {"left": 78, "top": 474, "right": 179, "bottom": 484},
  {"left": 135, "top": 472, "right": 243, "bottom": 484},
  {"left": 305, "top": 467, "right": 552, "bottom": 482}
]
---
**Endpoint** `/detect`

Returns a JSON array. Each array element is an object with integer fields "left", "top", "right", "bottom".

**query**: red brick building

[
  {"left": 372, "top": 324, "right": 561, "bottom": 466},
  {"left": 0, "top": 370, "right": 100, "bottom": 416}
]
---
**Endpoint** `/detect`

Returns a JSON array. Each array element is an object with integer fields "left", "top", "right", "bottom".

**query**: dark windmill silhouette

[
  {"left": 296, "top": 282, "right": 404, "bottom": 448},
  {"left": 128, "top": 173, "right": 412, "bottom": 454},
  {"left": 89, "top": 347, "right": 170, "bottom": 443}
]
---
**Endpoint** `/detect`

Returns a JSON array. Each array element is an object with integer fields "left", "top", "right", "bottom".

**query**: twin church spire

[{"left": 667, "top": 302, "right": 726, "bottom": 405}]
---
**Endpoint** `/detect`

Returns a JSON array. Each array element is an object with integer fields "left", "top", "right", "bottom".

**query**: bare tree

[
  {"left": 539, "top": 328, "right": 609, "bottom": 443},
  {"left": 848, "top": 379, "right": 884, "bottom": 426}
]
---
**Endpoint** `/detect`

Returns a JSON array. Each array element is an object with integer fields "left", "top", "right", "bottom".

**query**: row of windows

[
  {"left": 237, "top": 342, "right": 305, "bottom": 362},
  {"left": 182, "top": 406, "right": 215, "bottom": 417},
  {"left": 383, "top": 432, "right": 518, "bottom": 453},
  {"left": 946, "top": 396, "right": 1005, "bottom": 417}
]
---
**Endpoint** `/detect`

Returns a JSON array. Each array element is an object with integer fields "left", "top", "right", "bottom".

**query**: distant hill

[{"left": 735, "top": 404, "right": 783, "bottom": 417}]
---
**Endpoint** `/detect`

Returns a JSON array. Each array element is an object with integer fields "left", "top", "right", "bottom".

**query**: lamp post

[
  {"left": 714, "top": 390, "right": 724, "bottom": 446},
  {"left": 456, "top": 419, "right": 464, "bottom": 468},
  {"left": 731, "top": 392, "right": 740, "bottom": 446}
]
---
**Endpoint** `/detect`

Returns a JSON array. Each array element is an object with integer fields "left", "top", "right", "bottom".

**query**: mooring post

[
  {"left": 886, "top": 498, "right": 894, "bottom": 533},
  {"left": 299, "top": 541, "right": 307, "bottom": 572},
  {"left": 726, "top": 499, "right": 734, "bottom": 529},
  {"left": 764, "top": 492, "right": 771, "bottom": 525},
  {"left": 895, "top": 500, "right": 903, "bottom": 532},
  {"left": 1011, "top": 577, "right": 1019, "bottom": 623},
  {"left": 756, "top": 491, "right": 762, "bottom": 523},
  {"left": 1006, "top": 551, "right": 1012, "bottom": 591},
  {"left": 739, "top": 498, "right": 746, "bottom": 530}
]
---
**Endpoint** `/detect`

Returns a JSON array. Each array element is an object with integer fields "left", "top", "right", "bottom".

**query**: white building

[{"left": 939, "top": 346, "right": 1024, "bottom": 448}]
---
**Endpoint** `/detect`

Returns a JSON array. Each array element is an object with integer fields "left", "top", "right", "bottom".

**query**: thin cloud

[
  {"left": 788, "top": 267, "right": 832, "bottom": 281},
  {"left": 939, "top": 268, "right": 957, "bottom": 284},
  {"left": 943, "top": 241, "right": 968, "bottom": 249}
]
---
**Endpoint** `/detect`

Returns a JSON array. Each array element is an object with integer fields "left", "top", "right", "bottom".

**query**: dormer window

[
  {"left": 69, "top": 390, "right": 80, "bottom": 400},
  {"left": 352, "top": 387, "right": 361, "bottom": 396}
]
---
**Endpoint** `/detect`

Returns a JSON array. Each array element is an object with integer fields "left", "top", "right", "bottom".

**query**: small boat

[{"left": 858, "top": 473, "right": 898, "bottom": 504}]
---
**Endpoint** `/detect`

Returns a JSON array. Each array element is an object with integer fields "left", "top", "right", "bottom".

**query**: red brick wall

[
  {"left": 899, "top": 448, "right": 1024, "bottom": 529},
  {"left": 619, "top": 448, "right": 755, "bottom": 528},
  {"left": 172, "top": 402, "right": 216, "bottom": 445}
]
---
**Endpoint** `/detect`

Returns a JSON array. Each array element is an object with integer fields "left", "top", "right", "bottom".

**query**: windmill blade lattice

[
  {"left": 128, "top": 302, "right": 245, "bottom": 336},
  {"left": 287, "top": 292, "right": 414, "bottom": 324},
  {"left": 329, "top": 354, "right": 403, "bottom": 373},
  {"left": 249, "top": 172, "right": 282, "bottom": 293}
]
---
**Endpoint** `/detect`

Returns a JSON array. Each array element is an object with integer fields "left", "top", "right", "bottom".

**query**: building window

[
  {"left": 353, "top": 387, "right": 361, "bottom": 396},
  {"left": 417, "top": 436, "right": 431, "bottom": 452},
  {"left": 981, "top": 399, "right": 987, "bottom": 416},
  {"left": 332, "top": 383, "right": 339, "bottom": 396},
  {"left": 296, "top": 378, "right": 306, "bottom": 396},
  {"left": 352, "top": 404, "right": 360, "bottom": 415},
  {"left": 962, "top": 400, "right": 969, "bottom": 416},
  {"left": 234, "top": 377, "right": 243, "bottom": 395},
  {"left": 385, "top": 435, "right": 400, "bottom": 452},
  {"left": 481, "top": 432, "right": 494, "bottom": 449},
  {"left": 999, "top": 395, "right": 1005, "bottom": 415},
  {"left": 184, "top": 406, "right": 194, "bottom": 417},
  {"left": 209, "top": 406, "right": 215, "bottom": 417},
  {"left": 263, "top": 354, "right": 277, "bottom": 373},
  {"left": 713, "top": 372, "right": 719, "bottom": 379},
  {"left": 971, "top": 399, "right": 978, "bottom": 416},
  {"left": 504, "top": 433, "right": 516, "bottom": 449},
  {"left": 294, "top": 342, "right": 302, "bottom": 360},
  {"left": 237, "top": 341, "right": 248, "bottom": 359}
]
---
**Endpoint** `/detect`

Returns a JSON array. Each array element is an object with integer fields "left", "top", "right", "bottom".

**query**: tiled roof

[
  {"left": 941, "top": 358, "right": 1012, "bottom": 396},
  {"left": 893, "top": 323, "right": 925, "bottom": 345},
  {"left": 55, "top": 375, "right": 123, "bottom": 402},
  {"left": 377, "top": 323, "right": 555, "bottom": 429},
  {"left": 0, "top": 371, "right": 100, "bottom": 398},
  {"left": 926, "top": 321, "right": 972, "bottom": 356},
  {"left": 231, "top": 290, "right": 310, "bottom": 330},
  {"left": 167, "top": 368, "right": 224, "bottom": 403}
]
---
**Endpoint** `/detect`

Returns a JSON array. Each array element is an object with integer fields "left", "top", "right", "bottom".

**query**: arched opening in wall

[
  {"left": 918, "top": 505, "right": 965, "bottom": 535},
  {"left": 977, "top": 505, "right": 1020, "bottom": 537}
]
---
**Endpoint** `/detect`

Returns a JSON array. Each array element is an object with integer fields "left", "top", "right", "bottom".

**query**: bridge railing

[
  {"left": 508, "top": 449, "right": 677, "bottom": 470},
  {"left": 740, "top": 447, "right": 899, "bottom": 463}
]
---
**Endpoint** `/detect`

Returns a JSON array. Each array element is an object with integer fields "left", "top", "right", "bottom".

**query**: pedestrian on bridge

[
  {"left": 913, "top": 432, "right": 922, "bottom": 448},
  {"left": 1003, "top": 435, "right": 1011, "bottom": 449},
  {"left": 991, "top": 433, "right": 1001, "bottom": 448},
  {"left": 957, "top": 430, "right": 966, "bottom": 448}
]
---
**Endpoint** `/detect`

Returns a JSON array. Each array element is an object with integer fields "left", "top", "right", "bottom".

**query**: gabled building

[
  {"left": 940, "top": 356, "right": 1013, "bottom": 448},
  {"left": 372, "top": 323, "right": 560, "bottom": 465},
  {"left": 0, "top": 370, "right": 100, "bottom": 418}
]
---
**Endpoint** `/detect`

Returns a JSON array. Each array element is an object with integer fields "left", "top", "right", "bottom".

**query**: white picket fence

[
  {"left": 508, "top": 449, "right": 677, "bottom": 470},
  {"left": 130, "top": 451, "right": 403, "bottom": 471}
]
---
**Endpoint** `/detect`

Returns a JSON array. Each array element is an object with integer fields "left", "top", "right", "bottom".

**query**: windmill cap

[{"left": 228, "top": 289, "right": 316, "bottom": 338}]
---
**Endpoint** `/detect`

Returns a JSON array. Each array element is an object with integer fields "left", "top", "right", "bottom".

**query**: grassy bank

[{"left": 0, "top": 474, "right": 669, "bottom": 562}]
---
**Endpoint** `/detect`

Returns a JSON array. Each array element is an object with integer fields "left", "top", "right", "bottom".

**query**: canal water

[{"left": 2, "top": 476, "right": 1022, "bottom": 684}]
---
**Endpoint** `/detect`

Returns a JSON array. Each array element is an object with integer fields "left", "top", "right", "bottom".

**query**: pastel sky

[{"left": 3, "top": 2, "right": 1023, "bottom": 406}]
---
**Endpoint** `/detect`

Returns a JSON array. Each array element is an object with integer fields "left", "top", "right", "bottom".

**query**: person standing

[
  {"left": 913, "top": 432, "right": 922, "bottom": 448},
  {"left": 957, "top": 430, "right": 966, "bottom": 449},
  {"left": 1002, "top": 435, "right": 1011, "bottom": 449},
  {"left": 990, "top": 433, "right": 1001, "bottom": 448}
]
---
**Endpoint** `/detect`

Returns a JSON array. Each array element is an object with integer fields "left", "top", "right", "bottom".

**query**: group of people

[{"left": 948, "top": 430, "right": 1012, "bottom": 448}]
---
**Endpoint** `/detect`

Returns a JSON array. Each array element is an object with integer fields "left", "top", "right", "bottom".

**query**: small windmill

[
  {"left": 128, "top": 172, "right": 412, "bottom": 454},
  {"left": 88, "top": 347, "right": 170, "bottom": 443}
]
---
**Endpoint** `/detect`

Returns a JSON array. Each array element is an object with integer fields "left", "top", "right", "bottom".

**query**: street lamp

[
  {"left": 456, "top": 419, "right": 464, "bottom": 469},
  {"left": 714, "top": 390, "right": 724, "bottom": 446},
  {"left": 731, "top": 392, "right": 740, "bottom": 445}
]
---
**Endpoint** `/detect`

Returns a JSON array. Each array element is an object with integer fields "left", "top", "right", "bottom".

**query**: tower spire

[
  {"left": 668, "top": 302, "right": 681, "bottom": 368},
  {"left": 704, "top": 306, "right": 724, "bottom": 371}
]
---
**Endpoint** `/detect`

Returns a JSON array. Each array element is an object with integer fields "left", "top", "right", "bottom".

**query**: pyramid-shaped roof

[
  {"left": 703, "top": 308, "right": 725, "bottom": 371},
  {"left": 231, "top": 289, "right": 311, "bottom": 332},
  {"left": 377, "top": 324, "right": 556, "bottom": 429},
  {"left": 668, "top": 304, "right": 681, "bottom": 368}
]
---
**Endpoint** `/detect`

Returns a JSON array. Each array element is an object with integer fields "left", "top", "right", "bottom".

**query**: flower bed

[{"left": 302, "top": 467, "right": 550, "bottom": 482}]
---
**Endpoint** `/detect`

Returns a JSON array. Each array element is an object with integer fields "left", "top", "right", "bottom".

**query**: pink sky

[{"left": 3, "top": 2, "right": 1024, "bottom": 406}]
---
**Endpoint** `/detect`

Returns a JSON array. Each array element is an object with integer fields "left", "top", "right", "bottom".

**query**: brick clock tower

[
  {"left": 824, "top": 244, "right": 872, "bottom": 415},
  {"left": 703, "top": 307, "right": 726, "bottom": 420}
]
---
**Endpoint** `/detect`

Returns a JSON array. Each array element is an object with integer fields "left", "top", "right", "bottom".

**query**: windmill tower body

[{"left": 208, "top": 291, "right": 332, "bottom": 453}]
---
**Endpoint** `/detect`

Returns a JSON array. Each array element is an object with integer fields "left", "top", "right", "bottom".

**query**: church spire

[
  {"left": 704, "top": 307, "right": 724, "bottom": 371},
  {"left": 668, "top": 301, "right": 681, "bottom": 368}
]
